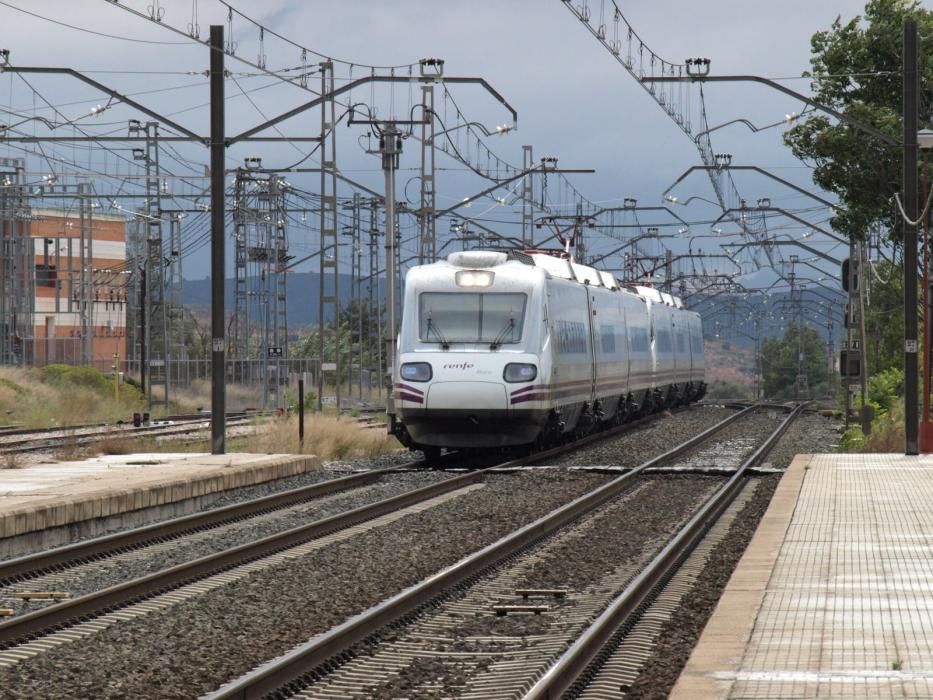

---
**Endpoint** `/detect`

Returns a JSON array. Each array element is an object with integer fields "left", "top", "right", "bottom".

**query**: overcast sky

[{"left": 0, "top": 0, "right": 872, "bottom": 284}]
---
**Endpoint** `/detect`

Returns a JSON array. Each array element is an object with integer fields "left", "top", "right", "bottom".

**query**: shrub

[
  {"left": 0, "top": 377, "right": 25, "bottom": 395},
  {"left": 39, "top": 364, "right": 112, "bottom": 395},
  {"left": 839, "top": 426, "right": 866, "bottom": 451},
  {"left": 240, "top": 413, "right": 399, "bottom": 459}
]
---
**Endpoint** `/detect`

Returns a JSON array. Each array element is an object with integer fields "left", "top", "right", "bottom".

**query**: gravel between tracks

[
  {"left": 550, "top": 406, "right": 775, "bottom": 469},
  {"left": 0, "top": 471, "right": 452, "bottom": 616},
  {"left": 0, "top": 470, "right": 612, "bottom": 700},
  {"left": 359, "top": 474, "right": 722, "bottom": 698},
  {"left": 619, "top": 409, "right": 841, "bottom": 699}
]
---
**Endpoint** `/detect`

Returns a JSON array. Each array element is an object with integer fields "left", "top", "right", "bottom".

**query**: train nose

[{"left": 426, "top": 382, "right": 508, "bottom": 411}]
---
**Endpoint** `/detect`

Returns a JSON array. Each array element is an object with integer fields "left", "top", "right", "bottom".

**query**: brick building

[{"left": 26, "top": 208, "right": 128, "bottom": 368}]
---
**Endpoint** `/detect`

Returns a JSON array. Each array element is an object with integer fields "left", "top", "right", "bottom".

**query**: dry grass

[
  {"left": 95, "top": 437, "right": 137, "bottom": 455},
  {"left": 237, "top": 413, "right": 401, "bottom": 460},
  {"left": 171, "top": 379, "right": 264, "bottom": 414},
  {"left": 55, "top": 430, "right": 88, "bottom": 461},
  {"left": 0, "top": 367, "right": 144, "bottom": 429}
]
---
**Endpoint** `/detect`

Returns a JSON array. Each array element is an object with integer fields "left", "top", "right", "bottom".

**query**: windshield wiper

[
  {"left": 426, "top": 315, "right": 450, "bottom": 350},
  {"left": 489, "top": 317, "right": 515, "bottom": 350}
]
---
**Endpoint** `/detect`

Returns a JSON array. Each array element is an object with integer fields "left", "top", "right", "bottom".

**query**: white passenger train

[{"left": 389, "top": 249, "right": 706, "bottom": 457}]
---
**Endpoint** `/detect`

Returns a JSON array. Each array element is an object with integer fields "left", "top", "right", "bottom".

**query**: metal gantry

[
  {"left": 133, "top": 121, "right": 170, "bottom": 409},
  {"left": 418, "top": 59, "right": 439, "bottom": 265},
  {"left": 231, "top": 166, "right": 290, "bottom": 408},
  {"left": 318, "top": 60, "right": 340, "bottom": 411},
  {"left": 0, "top": 158, "right": 32, "bottom": 366},
  {"left": 521, "top": 145, "right": 535, "bottom": 246}
]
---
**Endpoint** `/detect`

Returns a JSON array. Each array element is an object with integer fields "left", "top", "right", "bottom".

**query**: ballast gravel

[
  {"left": 358, "top": 474, "right": 723, "bottom": 698},
  {"left": 550, "top": 405, "right": 773, "bottom": 469},
  {"left": 625, "top": 474, "right": 782, "bottom": 699},
  {"left": 765, "top": 409, "right": 840, "bottom": 469},
  {"left": 0, "top": 471, "right": 452, "bottom": 615},
  {"left": 0, "top": 470, "right": 612, "bottom": 700},
  {"left": 621, "top": 410, "right": 842, "bottom": 698}
]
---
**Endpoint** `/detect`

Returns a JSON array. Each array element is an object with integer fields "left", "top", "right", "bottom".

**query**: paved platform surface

[
  {"left": 0, "top": 452, "right": 319, "bottom": 539},
  {"left": 672, "top": 452, "right": 933, "bottom": 699}
]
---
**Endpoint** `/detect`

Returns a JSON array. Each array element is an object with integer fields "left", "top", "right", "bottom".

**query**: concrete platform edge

[
  {"left": 668, "top": 452, "right": 813, "bottom": 700},
  {"left": 0, "top": 454, "right": 320, "bottom": 540}
]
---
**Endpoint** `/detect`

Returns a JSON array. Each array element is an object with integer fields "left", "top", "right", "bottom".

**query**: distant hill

[{"left": 183, "top": 271, "right": 385, "bottom": 326}]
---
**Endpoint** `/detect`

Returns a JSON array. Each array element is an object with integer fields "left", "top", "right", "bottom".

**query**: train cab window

[{"left": 419, "top": 292, "right": 526, "bottom": 344}]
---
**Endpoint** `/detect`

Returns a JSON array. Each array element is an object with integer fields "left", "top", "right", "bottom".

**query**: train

[{"left": 388, "top": 249, "right": 706, "bottom": 458}]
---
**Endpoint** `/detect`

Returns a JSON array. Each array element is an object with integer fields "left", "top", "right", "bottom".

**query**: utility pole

[
  {"left": 78, "top": 182, "right": 92, "bottom": 365},
  {"left": 521, "top": 145, "right": 534, "bottom": 246},
  {"left": 368, "top": 198, "right": 382, "bottom": 404},
  {"left": 318, "top": 60, "right": 340, "bottom": 412},
  {"left": 418, "top": 59, "right": 440, "bottom": 264},
  {"left": 210, "top": 24, "right": 226, "bottom": 454},
  {"left": 134, "top": 121, "right": 169, "bottom": 408},
  {"left": 352, "top": 193, "right": 363, "bottom": 402},
  {"left": 382, "top": 124, "right": 401, "bottom": 423},
  {"left": 139, "top": 266, "right": 146, "bottom": 394},
  {"left": 904, "top": 17, "right": 919, "bottom": 455},
  {"left": 857, "top": 240, "right": 870, "bottom": 434}
]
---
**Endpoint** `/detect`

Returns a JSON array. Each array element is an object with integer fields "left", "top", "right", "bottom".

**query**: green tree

[
  {"left": 783, "top": 0, "right": 933, "bottom": 241},
  {"left": 291, "top": 300, "right": 385, "bottom": 381},
  {"left": 760, "top": 322, "right": 831, "bottom": 398},
  {"left": 862, "top": 259, "right": 905, "bottom": 374}
]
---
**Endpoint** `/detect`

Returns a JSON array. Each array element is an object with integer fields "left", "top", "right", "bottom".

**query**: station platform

[
  {"left": 0, "top": 452, "right": 319, "bottom": 554},
  {"left": 672, "top": 452, "right": 933, "bottom": 699}
]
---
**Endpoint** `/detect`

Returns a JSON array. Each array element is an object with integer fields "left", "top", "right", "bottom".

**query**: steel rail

[
  {"left": 523, "top": 402, "right": 806, "bottom": 700},
  {"left": 0, "top": 410, "right": 262, "bottom": 441},
  {"left": 0, "top": 411, "right": 273, "bottom": 451},
  {"left": 204, "top": 405, "right": 758, "bottom": 700},
  {"left": 0, "top": 405, "right": 705, "bottom": 589},
  {"left": 0, "top": 461, "right": 496, "bottom": 647},
  {"left": 0, "top": 412, "right": 282, "bottom": 455},
  {"left": 0, "top": 468, "right": 403, "bottom": 585}
]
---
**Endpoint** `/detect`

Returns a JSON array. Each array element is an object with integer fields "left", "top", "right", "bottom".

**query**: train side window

[
  {"left": 630, "top": 327, "right": 650, "bottom": 353},
  {"left": 691, "top": 330, "right": 703, "bottom": 354},
  {"left": 677, "top": 332, "right": 687, "bottom": 354},
  {"left": 600, "top": 324, "right": 616, "bottom": 354}
]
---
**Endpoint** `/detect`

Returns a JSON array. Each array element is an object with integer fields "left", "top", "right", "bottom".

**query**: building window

[{"left": 36, "top": 264, "right": 57, "bottom": 288}]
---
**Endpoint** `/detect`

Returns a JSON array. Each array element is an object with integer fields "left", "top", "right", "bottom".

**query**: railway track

[
  {"left": 0, "top": 403, "right": 790, "bottom": 697},
  {"left": 201, "top": 404, "right": 794, "bottom": 699},
  {"left": 0, "top": 405, "right": 705, "bottom": 630},
  {"left": 0, "top": 467, "right": 406, "bottom": 586},
  {"left": 0, "top": 407, "right": 689, "bottom": 590},
  {"left": 0, "top": 410, "right": 271, "bottom": 455},
  {"left": 525, "top": 403, "right": 804, "bottom": 699}
]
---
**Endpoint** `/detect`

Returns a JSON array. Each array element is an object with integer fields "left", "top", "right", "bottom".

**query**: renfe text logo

[{"left": 443, "top": 362, "right": 475, "bottom": 370}]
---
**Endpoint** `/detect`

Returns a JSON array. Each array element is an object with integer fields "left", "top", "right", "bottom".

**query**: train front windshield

[{"left": 419, "top": 292, "right": 527, "bottom": 344}]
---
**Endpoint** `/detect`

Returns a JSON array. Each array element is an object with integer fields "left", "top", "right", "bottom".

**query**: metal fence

[{"left": 4, "top": 346, "right": 385, "bottom": 410}]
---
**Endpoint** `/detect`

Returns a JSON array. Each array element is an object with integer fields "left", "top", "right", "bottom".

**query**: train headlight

[
  {"left": 503, "top": 363, "right": 537, "bottom": 383},
  {"left": 455, "top": 270, "right": 494, "bottom": 287},
  {"left": 400, "top": 362, "right": 433, "bottom": 382}
]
